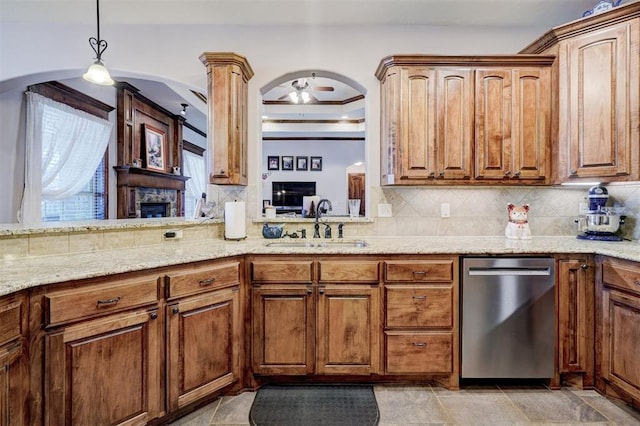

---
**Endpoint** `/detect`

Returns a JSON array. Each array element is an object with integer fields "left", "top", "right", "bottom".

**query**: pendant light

[{"left": 83, "top": 0, "right": 114, "bottom": 85}]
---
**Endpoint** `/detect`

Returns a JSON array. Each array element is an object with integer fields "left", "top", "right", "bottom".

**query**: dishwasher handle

[{"left": 468, "top": 267, "right": 551, "bottom": 276}]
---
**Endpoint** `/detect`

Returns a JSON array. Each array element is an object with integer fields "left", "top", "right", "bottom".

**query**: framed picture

[
  {"left": 143, "top": 124, "right": 167, "bottom": 172},
  {"left": 267, "top": 156, "right": 279, "bottom": 170},
  {"left": 310, "top": 156, "right": 323, "bottom": 171},
  {"left": 263, "top": 199, "right": 271, "bottom": 209},
  {"left": 282, "top": 155, "right": 294, "bottom": 171},
  {"left": 296, "top": 156, "right": 308, "bottom": 171}
]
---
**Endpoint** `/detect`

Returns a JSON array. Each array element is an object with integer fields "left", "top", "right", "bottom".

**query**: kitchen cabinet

[
  {"left": 0, "top": 291, "right": 28, "bottom": 426},
  {"left": 596, "top": 256, "right": 640, "bottom": 410},
  {"left": 376, "top": 56, "right": 553, "bottom": 185},
  {"left": 42, "top": 273, "right": 162, "bottom": 425},
  {"left": 521, "top": 5, "right": 640, "bottom": 183},
  {"left": 165, "top": 260, "right": 242, "bottom": 412},
  {"left": 557, "top": 256, "right": 595, "bottom": 388},
  {"left": 250, "top": 257, "right": 380, "bottom": 376},
  {"left": 199, "top": 52, "right": 254, "bottom": 185},
  {"left": 382, "top": 257, "right": 459, "bottom": 389}
]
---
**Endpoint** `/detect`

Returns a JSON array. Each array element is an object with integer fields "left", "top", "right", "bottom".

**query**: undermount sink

[{"left": 264, "top": 240, "right": 368, "bottom": 248}]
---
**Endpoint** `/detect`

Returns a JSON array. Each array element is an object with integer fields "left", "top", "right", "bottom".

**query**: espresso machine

[{"left": 575, "top": 186, "right": 626, "bottom": 241}]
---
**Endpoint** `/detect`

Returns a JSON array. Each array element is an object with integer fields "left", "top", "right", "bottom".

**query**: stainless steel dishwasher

[{"left": 461, "top": 257, "right": 555, "bottom": 379}]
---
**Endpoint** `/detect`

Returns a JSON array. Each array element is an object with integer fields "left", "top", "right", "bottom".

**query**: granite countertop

[{"left": 0, "top": 236, "right": 638, "bottom": 297}]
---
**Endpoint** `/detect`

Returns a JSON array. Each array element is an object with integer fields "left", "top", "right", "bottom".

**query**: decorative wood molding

[
  {"left": 263, "top": 94, "right": 364, "bottom": 106},
  {"left": 520, "top": 1, "right": 640, "bottom": 53},
  {"left": 375, "top": 55, "right": 556, "bottom": 80},
  {"left": 199, "top": 52, "right": 255, "bottom": 80},
  {"left": 183, "top": 140, "right": 205, "bottom": 156},
  {"left": 27, "top": 81, "right": 114, "bottom": 119},
  {"left": 183, "top": 121, "right": 206, "bottom": 138},
  {"left": 263, "top": 118, "right": 364, "bottom": 125},
  {"left": 262, "top": 137, "right": 365, "bottom": 141}
]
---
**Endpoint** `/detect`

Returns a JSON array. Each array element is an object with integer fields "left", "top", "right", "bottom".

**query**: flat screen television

[{"left": 272, "top": 181, "right": 316, "bottom": 213}]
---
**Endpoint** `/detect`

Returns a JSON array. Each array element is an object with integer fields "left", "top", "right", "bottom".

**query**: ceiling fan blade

[{"left": 312, "top": 86, "right": 334, "bottom": 92}]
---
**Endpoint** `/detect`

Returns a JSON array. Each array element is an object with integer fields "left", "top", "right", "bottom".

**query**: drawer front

[
  {"left": 602, "top": 258, "right": 640, "bottom": 295},
  {"left": 385, "top": 260, "right": 454, "bottom": 282},
  {"left": 252, "top": 260, "right": 313, "bottom": 282},
  {"left": 0, "top": 300, "right": 23, "bottom": 346},
  {"left": 385, "top": 332, "right": 453, "bottom": 374},
  {"left": 167, "top": 261, "right": 240, "bottom": 298},
  {"left": 386, "top": 286, "right": 452, "bottom": 328},
  {"left": 319, "top": 261, "right": 379, "bottom": 283},
  {"left": 46, "top": 277, "right": 159, "bottom": 325}
]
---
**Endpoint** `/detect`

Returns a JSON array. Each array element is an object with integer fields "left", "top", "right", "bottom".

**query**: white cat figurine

[{"left": 505, "top": 203, "right": 532, "bottom": 240}]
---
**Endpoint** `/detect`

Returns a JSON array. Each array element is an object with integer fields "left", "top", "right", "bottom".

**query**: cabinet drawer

[
  {"left": 0, "top": 299, "right": 23, "bottom": 346},
  {"left": 385, "top": 331, "right": 452, "bottom": 374},
  {"left": 385, "top": 260, "right": 454, "bottom": 282},
  {"left": 45, "top": 276, "right": 159, "bottom": 325},
  {"left": 252, "top": 260, "right": 313, "bottom": 282},
  {"left": 602, "top": 258, "right": 640, "bottom": 295},
  {"left": 166, "top": 261, "right": 240, "bottom": 299},
  {"left": 319, "top": 261, "right": 379, "bottom": 283},
  {"left": 386, "top": 286, "right": 452, "bottom": 328}
]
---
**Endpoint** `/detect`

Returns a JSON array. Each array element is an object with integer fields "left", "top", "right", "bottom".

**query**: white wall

[
  {"left": 0, "top": 21, "right": 549, "bottom": 222},
  {"left": 262, "top": 140, "right": 365, "bottom": 215}
]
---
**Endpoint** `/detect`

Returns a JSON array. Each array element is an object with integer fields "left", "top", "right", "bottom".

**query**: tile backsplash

[{"left": 228, "top": 183, "right": 639, "bottom": 242}]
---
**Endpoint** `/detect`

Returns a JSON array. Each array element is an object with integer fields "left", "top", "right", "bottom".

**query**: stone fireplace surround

[{"left": 137, "top": 188, "right": 177, "bottom": 218}]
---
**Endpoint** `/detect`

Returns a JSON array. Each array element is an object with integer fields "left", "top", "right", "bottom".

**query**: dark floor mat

[{"left": 249, "top": 384, "right": 379, "bottom": 426}]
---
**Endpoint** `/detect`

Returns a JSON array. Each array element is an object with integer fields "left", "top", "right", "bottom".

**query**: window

[
  {"left": 22, "top": 82, "right": 114, "bottom": 223},
  {"left": 182, "top": 141, "right": 206, "bottom": 219}
]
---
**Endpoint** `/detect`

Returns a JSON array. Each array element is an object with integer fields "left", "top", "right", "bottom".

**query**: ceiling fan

[{"left": 278, "top": 73, "right": 334, "bottom": 103}]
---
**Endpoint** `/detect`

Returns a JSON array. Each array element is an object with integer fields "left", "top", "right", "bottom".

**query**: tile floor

[{"left": 169, "top": 384, "right": 640, "bottom": 426}]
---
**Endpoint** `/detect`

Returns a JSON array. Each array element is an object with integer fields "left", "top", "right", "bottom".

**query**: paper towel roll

[{"left": 224, "top": 201, "right": 246, "bottom": 240}]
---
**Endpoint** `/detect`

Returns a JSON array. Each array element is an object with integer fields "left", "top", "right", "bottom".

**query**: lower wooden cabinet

[
  {"left": 0, "top": 292, "right": 28, "bottom": 426},
  {"left": 596, "top": 256, "right": 640, "bottom": 409},
  {"left": 166, "top": 286, "right": 241, "bottom": 411},
  {"left": 385, "top": 331, "right": 452, "bottom": 374},
  {"left": 45, "top": 308, "right": 162, "bottom": 425},
  {"left": 557, "top": 256, "right": 595, "bottom": 387}
]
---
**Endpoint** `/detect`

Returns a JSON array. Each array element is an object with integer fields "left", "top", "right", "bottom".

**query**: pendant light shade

[{"left": 83, "top": 0, "right": 114, "bottom": 86}]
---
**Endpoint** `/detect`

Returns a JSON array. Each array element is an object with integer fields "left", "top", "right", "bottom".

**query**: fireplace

[{"left": 140, "top": 202, "right": 169, "bottom": 218}]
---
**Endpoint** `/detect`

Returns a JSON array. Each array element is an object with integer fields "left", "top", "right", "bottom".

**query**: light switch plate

[
  {"left": 441, "top": 203, "right": 451, "bottom": 218},
  {"left": 378, "top": 203, "right": 392, "bottom": 217}
]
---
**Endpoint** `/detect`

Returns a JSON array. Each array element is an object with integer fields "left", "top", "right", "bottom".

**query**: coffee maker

[{"left": 575, "top": 186, "right": 626, "bottom": 241}]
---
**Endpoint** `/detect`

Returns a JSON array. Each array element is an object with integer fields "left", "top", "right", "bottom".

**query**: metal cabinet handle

[
  {"left": 505, "top": 170, "right": 511, "bottom": 176},
  {"left": 439, "top": 171, "right": 445, "bottom": 178},
  {"left": 570, "top": 169, "right": 577, "bottom": 175},
  {"left": 307, "top": 288, "right": 313, "bottom": 295},
  {"left": 513, "top": 171, "right": 521, "bottom": 177},
  {"left": 319, "top": 288, "right": 325, "bottom": 295},
  {"left": 429, "top": 171, "right": 435, "bottom": 177},
  {"left": 634, "top": 280, "right": 640, "bottom": 285},
  {"left": 581, "top": 264, "right": 588, "bottom": 270},
  {"left": 412, "top": 342, "right": 427, "bottom": 348},
  {"left": 412, "top": 295, "right": 427, "bottom": 301},
  {"left": 199, "top": 277, "right": 216, "bottom": 286},
  {"left": 96, "top": 296, "right": 121, "bottom": 307},
  {"left": 150, "top": 312, "right": 158, "bottom": 320},
  {"left": 412, "top": 271, "right": 427, "bottom": 279},
  {"left": 172, "top": 307, "right": 180, "bottom": 315}
]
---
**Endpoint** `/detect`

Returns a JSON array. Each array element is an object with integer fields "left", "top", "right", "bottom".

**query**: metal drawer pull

[
  {"left": 96, "top": 296, "right": 121, "bottom": 307},
  {"left": 412, "top": 296, "right": 427, "bottom": 301},
  {"left": 412, "top": 271, "right": 427, "bottom": 279},
  {"left": 199, "top": 277, "right": 216, "bottom": 286},
  {"left": 634, "top": 280, "right": 640, "bottom": 285},
  {"left": 412, "top": 342, "right": 427, "bottom": 348}
]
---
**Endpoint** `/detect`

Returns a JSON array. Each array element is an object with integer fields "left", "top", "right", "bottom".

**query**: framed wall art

[
  {"left": 310, "top": 156, "right": 323, "bottom": 171},
  {"left": 267, "top": 156, "right": 280, "bottom": 170},
  {"left": 143, "top": 124, "right": 167, "bottom": 172},
  {"left": 282, "top": 155, "right": 294, "bottom": 171},
  {"left": 296, "top": 156, "right": 308, "bottom": 171}
]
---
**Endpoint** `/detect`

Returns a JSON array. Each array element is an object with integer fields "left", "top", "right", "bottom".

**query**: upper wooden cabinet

[
  {"left": 521, "top": 4, "right": 640, "bottom": 183},
  {"left": 200, "top": 52, "right": 254, "bottom": 185},
  {"left": 376, "top": 56, "right": 553, "bottom": 185}
]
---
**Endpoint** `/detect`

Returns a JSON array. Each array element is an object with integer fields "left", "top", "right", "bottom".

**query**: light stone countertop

[{"left": 0, "top": 236, "right": 638, "bottom": 297}]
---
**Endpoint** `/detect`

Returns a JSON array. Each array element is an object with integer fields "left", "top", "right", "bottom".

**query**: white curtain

[
  {"left": 183, "top": 149, "right": 206, "bottom": 216},
  {"left": 20, "top": 92, "right": 113, "bottom": 223}
]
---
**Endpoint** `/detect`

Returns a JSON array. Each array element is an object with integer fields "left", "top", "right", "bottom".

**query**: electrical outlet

[
  {"left": 164, "top": 230, "right": 183, "bottom": 240},
  {"left": 441, "top": 203, "right": 451, "bottom": 218},
  {"left": 378, "top": 203, "right": 392, "bottom": 217},
  {"left": 579, "top": 202, "right": 589, "bottom": 214}
]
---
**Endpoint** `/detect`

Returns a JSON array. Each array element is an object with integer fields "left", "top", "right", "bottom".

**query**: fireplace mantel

[{"left": 115, "top": 166, "right": 189, "bottom": 190}]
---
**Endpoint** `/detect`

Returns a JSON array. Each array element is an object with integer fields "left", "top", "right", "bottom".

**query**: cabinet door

[
  {"left": 45, "top": 309, "right": 161, "bottom": 426},
  {"left": 252, "top": 286, "right": 314, "bottom": 375},
  {"left": 0, "top": 341, "right": 27, "bottom": 426},
  {"left": 380, "top": 68, "right": 401, "bottom": 185},
  {"left": 601, "top": 289, "right": 640, "bottom": 401},
  {"left": 563, "top": 20, "right": 640, "bottom": 180},
  {"left": 512, "top": 67, "right": 551, "bottom": 181},
  {"left": 475, "top": 69, "right": 513, "bottom": 180},
  {"left": 167, "top": 287, "right": 240, "bottom": 412},
  {"left": 558, "top": 258, "right": 594, "bottom": 384},
  {"left": 401, "top": 67, "right": 437, "bottom": 180},
  {"left": 436, "top": 69, "right": 474, "bottom": 180},
  {"left": 316, "top": 285, "right": 379, "bottom": 375}
]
